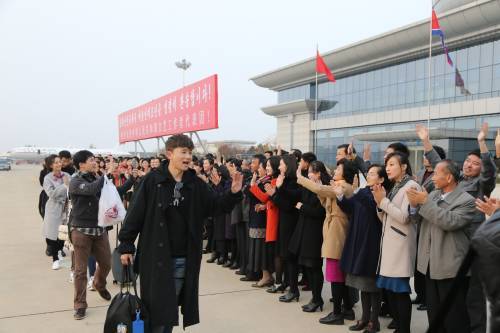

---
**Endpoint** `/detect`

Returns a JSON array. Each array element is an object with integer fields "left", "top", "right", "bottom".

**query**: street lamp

[{"left": 175, "top": 58, "right": 191, "bottom": 87}]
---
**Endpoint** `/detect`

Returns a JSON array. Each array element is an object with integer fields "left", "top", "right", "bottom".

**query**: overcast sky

[{"left": 0, "top": 0, "right": 430, "bottom": 152}]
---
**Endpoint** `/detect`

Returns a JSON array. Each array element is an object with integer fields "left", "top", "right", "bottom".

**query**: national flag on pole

[
  {"left": 432, "top": 9, "right": 470, "bottom": 95},
  {"left": 455, "top": 68, "right": 471, "bottom": 96},
  {"left": 316, "top": 50, "right": 335, "bottom": 82},
  {"left": 432, "top": 9, "right": 453, "bottom": 66},
  {"left": 431, "top": 9, "right": 444, "bottom": 38}
]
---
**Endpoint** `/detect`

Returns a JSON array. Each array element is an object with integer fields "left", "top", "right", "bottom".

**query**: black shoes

[
  {"left": 222, "top": 261, "right": 232, "bottom": 268},
  {"left": 319, "top": 312, "right": 344, "bottom": 325},
  {"left": 229, "top": 262, "right": 239, "bottom": 270},
  {"left": 279, "top": 291, "right": 300, "bottom": 303},
  {"left": 302, "top": 301, "right": 324, "bottom": 312},
  {"left": 343, "top": 308, "right": 355, "bottom": 321},
  {"left": 411, "top": 297, "right": 422, "bottom": 304},
  {"left": 74, "top": 308, "right": 86, "bottom": 320},
  {"left": 206, "top": 256, "right": 217, "bottom": 263},
  {"left": 417, "top": 303, "right": 428, "bottom": 311},
  {"left": 235, "top": 270, "right": 246, "bottom": 275},
  {"left": 266, "top": 284, "right": 287, "bottom": 294},
  {"left": 216, "top": 258, "right": 226, "bottom": 265},
  {"left": 387, "top": 319, "right": 399, "bottom": 329},
  {"left": 349, "top": 320, "right": 368, "bottom": 331},
  {"left": 364, "top": 321, "right": 380, "bottom": 332},
  {"left": 96, "top": 287, "right": 112, "bottom": 301},
  {"left": 240, "top": 276, "right": 259, "bottom": 282}
]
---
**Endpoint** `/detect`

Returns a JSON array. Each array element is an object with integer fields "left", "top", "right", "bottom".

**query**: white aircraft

[{"left": 6, "top": 146, "right": 132, "bottom": 161}]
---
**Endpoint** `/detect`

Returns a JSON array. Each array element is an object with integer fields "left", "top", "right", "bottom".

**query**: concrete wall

[{"left": 277, "top": 111, "right": 313, "bottom": 152}]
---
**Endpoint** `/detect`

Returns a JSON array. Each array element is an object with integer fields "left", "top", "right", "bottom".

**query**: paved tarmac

[{"left": 0, "top": 164, "right": 429, "bottom": 332}]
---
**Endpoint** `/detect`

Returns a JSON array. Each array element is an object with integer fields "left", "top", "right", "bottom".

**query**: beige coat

[
  {"left": 377, "top": 180, "right": 421, "bottom": 278},
  {"left": 297, "top": 176, "right": 351, "bottom": 260}
]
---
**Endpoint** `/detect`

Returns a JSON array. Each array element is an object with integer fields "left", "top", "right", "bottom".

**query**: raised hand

[
  {"left": 231, "top": 171, "right": 243, "bottom": 193},
  {"left": 250, "top": 172, "right": 257, "bottom": 186},
  {"left": 406, "top": 188, "right": 427, "bottom": 208},
  {"left": 496, "top": 129, "right": 500, "bottom": 158},
  {"left": 210, "top": 169, "right": 221, "bottom": 186},
  {"left": 363, "top": 144, "right": 371, "bottom": 162},
  {"left": 296, "top": 167, "right": 303, "bottom": 179},
  {"left": 416, "top": 124, "right": 429, "bottom": 141},
  {"left": 276, "top": 173, "right": 285, "bottom": 188},
  {"left": 478, "top": 122, "right": 489, "bottom": 143},
  {"left": 371, "top": 184, "right": 387, "bottom": 205},
  {"left": 476, "top": 196, "right": 500, "bottom": 216},
  {"left": 264, "top": 183, "right": 276, "bottom": 196}
]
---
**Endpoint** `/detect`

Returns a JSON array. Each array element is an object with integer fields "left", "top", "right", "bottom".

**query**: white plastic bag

[{"left": 98, "top": 176, "right": 126, "bottom": 227}]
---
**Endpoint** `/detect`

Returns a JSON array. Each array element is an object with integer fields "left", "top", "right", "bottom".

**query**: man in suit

[
  {"left": 413, "top": 145, "right": 446, "bottom": 310},
  {"left": 408, "top": 159, "right": 477, "bottom": 333},
  {"left": 416, "top": 123, "right": 497, "bottom": 333}
]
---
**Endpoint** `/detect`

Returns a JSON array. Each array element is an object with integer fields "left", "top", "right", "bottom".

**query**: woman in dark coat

[
  {"left": 267, "top": 155, "right": 299, "bottom": 293},
  {"left": 118, "top": 158, "right": 242, "bottom": 331},
  {"left": 210, "top": 164, "right": 232, "bottom": 265},
  {"left": 337, "top": 164, "right": 389, "bottom": 332},
  {"left": 283, "top": 161, "right": 328, "bottom": 311}
]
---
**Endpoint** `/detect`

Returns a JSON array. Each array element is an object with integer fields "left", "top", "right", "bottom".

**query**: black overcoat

[
  {"left": 288, "top": 187, "right": 326, "bottom": 259},
  {"left": 270, "top": 178, "right": 300, "bottom": 258},
  {"left": 118, "top": 163, "right": 242, "bottom": 328}
]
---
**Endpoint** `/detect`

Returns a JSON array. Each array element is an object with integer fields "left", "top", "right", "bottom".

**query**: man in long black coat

[{"left": 118, "top": 134, "right": 243, "bottom": 333}]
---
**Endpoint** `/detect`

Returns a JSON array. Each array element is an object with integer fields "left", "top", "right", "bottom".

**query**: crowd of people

[{"left": 35, "top": 125, "right": 500, "bottom": 333}]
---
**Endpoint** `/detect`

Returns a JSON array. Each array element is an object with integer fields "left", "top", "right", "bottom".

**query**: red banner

[{"left": 118, "top": 74, "right": 218, "bottom": 144}]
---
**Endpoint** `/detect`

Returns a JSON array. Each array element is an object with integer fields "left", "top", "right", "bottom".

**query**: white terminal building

[{"left": 251, "top": 0, "right": 500, "bottom": 170}]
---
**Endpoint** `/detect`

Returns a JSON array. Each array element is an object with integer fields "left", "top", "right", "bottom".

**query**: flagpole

[
  {"left": 427, "top": 2, "right": 434, "bottom": 131},
  {"left": 315, "top": 44, "right": 319, "bottom": 155}
]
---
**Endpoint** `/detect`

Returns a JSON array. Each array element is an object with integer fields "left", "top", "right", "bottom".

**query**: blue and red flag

[
  {"left": 432, "top": 9, "right": 453, "bottom": 67},
  {"left": 432, "top": 9, "right": 470, "bottom": 95}
]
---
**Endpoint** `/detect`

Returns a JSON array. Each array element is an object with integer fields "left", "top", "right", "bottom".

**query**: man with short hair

[
  {"left": 69, "top": 150, "right": 111, "bottom": 320},
  {"left": 118, "top": 134, "right": 243, "bottom": 333},
  {"left": 264, "top": 150, "right": 274, "bottom": 159},
  {"left": 408, "top": 159, "right": 477, "bottom": 333},
  {"left": 151, "top": 156, "right": 161, "bottom": 170},
  {"left": 416, "top": 123, "right": 497, "bottom": 333},
  {"left": 413, "top": 145, "right": 446, "bottom": 310},
  {"left": 59, "top": 150, "right": 76, "bottom": 175}
]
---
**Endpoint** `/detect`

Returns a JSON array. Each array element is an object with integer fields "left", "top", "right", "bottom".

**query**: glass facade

[
  {"left": 316, "top": 114, "right": 499, "bottom": 168},
  {"left": 277, "top": 39, "right": 500, "bottom": 119}
]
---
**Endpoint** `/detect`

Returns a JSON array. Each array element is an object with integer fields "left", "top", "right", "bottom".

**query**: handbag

[
  {"left": 98, "top": 176, "right": 127, "bottom": 227},
  {"left": 112, "top": 223, "right": 136, "bottom": 284},
  {"left": 103, "top": 264, "right": 148, "bottom": 333}
]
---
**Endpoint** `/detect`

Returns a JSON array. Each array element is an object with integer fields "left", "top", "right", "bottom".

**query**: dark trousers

[
  {"left": 152, "top": 257, "right": 186, "bottom": 333},
  {"left": 88, "top": 256, "right": 96, "bottom": 277},
  {"left": 331, "top": 282, "right": 352, "bottom": 314},
  {"left": 305, "top": 266, "right": 323, "bottom": 304},
  {"left": 71, "top": 230, "right": 111, "bottom": 310},
  {"left": 414, "top": 270, "right": 426, "bottom": 303},
  {"left": 467, "top": 261, "right": 487, "bottom": 333},
  {"left": 426, "top": 273, "right": 470, "bottom": 333},
  {"left": 287, "top": 254, "right": 299, "bottom": 294},
  {"left": 360, "top": 291, "right": 381, "bottom": 324},
  {"left": 205, "top": 218, "right": 214, "bottom": 252},
  {"left": 215, "top": 239, "right": 229, "bottom": 260},
  {"left": 46, "top": 238, "right": 64, "bottom": 262},
  {"left": 387, "top": 291, "right": 412, "bottom": 333},
  {"left": 235, "top": 222, "right": 248, "bottom": 273}
]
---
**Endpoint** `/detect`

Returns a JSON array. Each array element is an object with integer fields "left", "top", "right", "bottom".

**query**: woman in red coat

[{"left": 249, "top": 156, "right": 281, "bottom": 287}]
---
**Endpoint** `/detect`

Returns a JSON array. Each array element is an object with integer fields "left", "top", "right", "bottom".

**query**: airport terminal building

[{"left": 251, "top": 0, "right": 500, "bottom": 170}]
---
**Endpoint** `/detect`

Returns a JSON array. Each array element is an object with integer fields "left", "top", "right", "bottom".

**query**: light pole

[{"left": 175, "top": 58, "right": 191, "bottom": 87}]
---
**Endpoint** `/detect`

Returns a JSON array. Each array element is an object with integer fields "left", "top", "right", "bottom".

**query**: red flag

[{"left": 316, "top": 51, "right": 335, "bottom": 82}]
